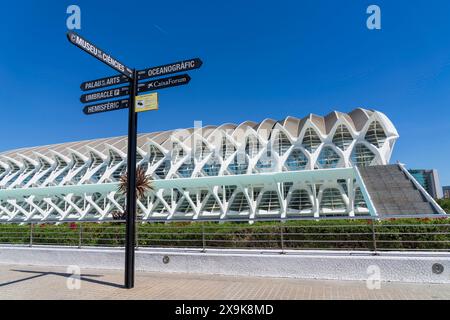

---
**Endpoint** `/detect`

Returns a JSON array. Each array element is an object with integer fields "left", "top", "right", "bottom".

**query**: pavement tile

[{"left": 0, "top": 264, "right": 449, "bottom": 300}]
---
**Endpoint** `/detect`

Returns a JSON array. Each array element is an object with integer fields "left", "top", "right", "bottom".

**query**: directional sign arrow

[
  {"left": 83, "top": 99, "right": 128, "bottom": 115},
  {"left": 138, "top": 74, "right": 191, "bottom": 94},
  {"left": 80, "top": 86, "right": 129, "bottom": 104},
  {"left": 83, "top": 99, "right": 129, "bottom": 115},
  {"left": 137, "top": 58, "right": 202, "bottom": 81},
  {"left": 81, "top": 74, "right": 129, "bottom": 91},
  {"left": 67, "top": 31, "right": 134, "bottom": 79}
]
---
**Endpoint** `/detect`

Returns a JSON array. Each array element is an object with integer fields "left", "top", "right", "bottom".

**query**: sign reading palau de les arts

[{"left": 66, "top": 30, "right": 202, "bottom": 289}]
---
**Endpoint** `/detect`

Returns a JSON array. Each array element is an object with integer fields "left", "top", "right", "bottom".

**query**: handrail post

[
  {"left": 371, "top": 219, "right": 378, "bottom": 255},
  {"left": 201, "top": 224, "right": 206, "bottom": 253},
  {"left": 29, "top": 223, "right": 33, "bottom": 247},
  {"left": 280, "top": 224, "right": 285, "bottom": 254},
  {"left": 78, "top": 223, "right": 83, "bottom": 249},
  {"left": 135, "top": 221, "right": 139, "bottom": 251}
]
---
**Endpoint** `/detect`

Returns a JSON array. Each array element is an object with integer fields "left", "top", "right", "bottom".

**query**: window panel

[
  {"left": 227, "top": 155, "right": 248, "bottom": 175},
  {"left": 149, "top": 146, "right": 164, "bottom": 166},
  {"left": 274, "top": 132, "right": 291, "bottom": 155},
  {"left": 255, "top": 150, "right": 276, "bottom": 173},
  {"left": 301, "top": 128, "right": 321, "bottom": 153},
  {"left": 177, "top": 160, "right": 195, "bottom": 178},
  {"left": 365, "top": 121, "right": 387, "bottom": 148},
  {"left": 257, "top": 191, "right": 280, "bottom": 213},
  {"left": 285, "top": 149, "right": 308, "bottom": 171},
  {"left": 332, "top": 125, "right": 353, "bottom": 151},
  {"left": 154, "top": 160, "right": 171, "bottom": 179},
  {"left": 245, "top": 136, "right": 260, "bottom": 158},
  {"left": 354, "top": 187, "right": 367, "bottom": 208},
  {"left": 229, "top": 192, "right": 250, "bottom": 212},
  {"left": 320, "top": 188, "right": 345, "bottom": 210},
  {"left": 351, "top": 144, "right": 375, "bottom": 166},
  {"left": 202, "top": 157, "right": 221, "bottom": 176},
  {"left": 288, "top": 189, "right": 313, "bottom": 212},
  {"left": 317, "top": 147, "right": 340, "bottom": 169}
]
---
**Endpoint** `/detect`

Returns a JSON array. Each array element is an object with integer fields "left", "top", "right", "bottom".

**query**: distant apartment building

[
  {"left": 408, "top": 169, "right": 443, "bottom": 199},
  {"left": 443, "top": 186, "right": 450, "bottom": 199}
]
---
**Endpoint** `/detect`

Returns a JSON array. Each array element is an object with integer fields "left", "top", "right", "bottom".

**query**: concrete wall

[{"left": 0, "top": 246, "right": 449, "bottom": 284}]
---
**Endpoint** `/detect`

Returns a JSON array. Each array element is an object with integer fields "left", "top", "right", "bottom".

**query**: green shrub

[
  {"left": 437, "top": 199, "right": 450, "bottom": 213},
  {"left": 0, "top": 218, "right": 448, "bottom": 251}
]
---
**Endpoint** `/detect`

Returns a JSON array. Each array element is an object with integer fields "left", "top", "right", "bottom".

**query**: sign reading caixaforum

[{"left": 138, "top": 74, "right": 191, "bottom": 93}]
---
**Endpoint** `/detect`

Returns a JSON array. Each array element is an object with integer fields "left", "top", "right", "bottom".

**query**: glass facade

[
  {"left": 0, "top": 108, "right": 401, "bottom": 222},
  {"left": 317, "top": 147, "right": 340, "bottom": 169},
  {"left": 227, "top": 155, "right": 249, "bottom": 175},
  {"left": 332, "top": 125, "right": 353, "bottom": 151},
  {"left": 285, "top": 149, "right": 308, "bottom": 171},
  {"left": 301, "top": 128, "right": 321, "bottom": 153},
  {"left": 365, "top": 121, "right": 386, "bottom": 148},
  {"left": 274, "top": 132, "right": 291, "bottom": 155},
  {"left": 202, "top": 157, "right": 221, "bottom": 176},
  {"left": 287, "top": 189, "right": 313, "bottom": 213},
  {"left": 351, "top": 144, "right": 375, "bottom": 166}
]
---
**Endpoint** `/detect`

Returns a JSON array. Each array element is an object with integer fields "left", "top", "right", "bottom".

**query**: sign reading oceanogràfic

[
  {"left": 135, "top": 93, "right": 158, "bottom": 113},
  {"left": 80, "top": 86, "right": 129, "bottom": 103},
  {"left": 67, "top": 31, "right": 134, "bottom": 78},
  {"left": 138, "top": 74, "right": 191, "bottom": 93},
  {"left": 137, "top": 58, "right": 202, "bottom": 80},
  {"left": 80, "top": 74, "right": 129, "bottom": 91},
  {"left": 83, "top": 99, "right": 129, "bottom": 115}
]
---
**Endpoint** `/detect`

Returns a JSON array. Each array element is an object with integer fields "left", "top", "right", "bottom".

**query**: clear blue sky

[{"left": 0, "top": 0, "right": 449, "bottom": 184}]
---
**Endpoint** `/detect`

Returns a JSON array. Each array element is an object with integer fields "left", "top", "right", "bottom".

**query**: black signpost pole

[
  {"left": 125, "top": 69, "right": 138, "bottom": 289},
  {"left": 68, "top": 31, "right": 202, "bottom": 289}
]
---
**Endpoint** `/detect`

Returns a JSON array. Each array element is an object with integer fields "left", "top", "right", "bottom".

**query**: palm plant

[{"left": 112, "top": 166, "right": 154, "bottom": 220}]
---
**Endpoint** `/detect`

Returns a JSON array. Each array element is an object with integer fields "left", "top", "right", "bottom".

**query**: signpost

[
  {"left": 125, "top": 69, "right": 138, "bottom": 289},
  {"left": 67, "top": 31, "right": 202, "bottom": 289}
]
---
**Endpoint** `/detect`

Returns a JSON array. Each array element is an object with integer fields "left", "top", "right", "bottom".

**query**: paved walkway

[{"left": 0, "top": 264, "right": 449, "bottom": 300}]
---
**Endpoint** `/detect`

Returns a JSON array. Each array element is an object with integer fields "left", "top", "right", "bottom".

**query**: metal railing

[{"left": 0, "top": 216, "right": 449, "bottom": 253}]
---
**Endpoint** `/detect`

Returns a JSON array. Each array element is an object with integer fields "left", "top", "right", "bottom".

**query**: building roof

[{"left": 0, "top": 108, "right": 398, "bottom": 162}]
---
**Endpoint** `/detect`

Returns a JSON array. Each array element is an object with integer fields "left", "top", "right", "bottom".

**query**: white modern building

[{"left": 0, "top": 107, "right": 443, "bottom": 223}]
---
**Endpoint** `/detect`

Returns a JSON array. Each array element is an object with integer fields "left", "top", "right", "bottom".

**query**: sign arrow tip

[{"left": 66, "top": 31, "right": 75, "bottom": 42}]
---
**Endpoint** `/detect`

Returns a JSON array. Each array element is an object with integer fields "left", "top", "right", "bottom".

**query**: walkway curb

[{"left": 0, "top": 246, "right": 448, "bottom": 284}]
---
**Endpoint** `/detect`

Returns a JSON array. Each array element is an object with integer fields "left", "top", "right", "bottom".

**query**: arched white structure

[{"left": 0, "top": 108, "right": 399, "bottom": 222}]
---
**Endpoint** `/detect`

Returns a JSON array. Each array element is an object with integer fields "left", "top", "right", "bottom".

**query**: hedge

[{"left": 0, "top": 218, "right": 448, "bottom": 251}]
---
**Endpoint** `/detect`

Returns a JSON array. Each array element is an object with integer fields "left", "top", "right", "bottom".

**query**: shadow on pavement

[{"left": 0, "top": 269, "right": 124, "bottom": 289}]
